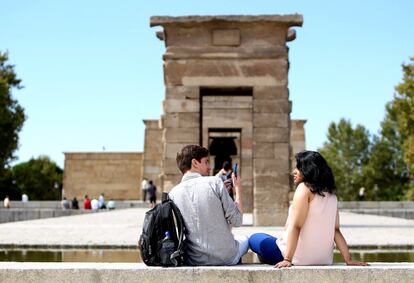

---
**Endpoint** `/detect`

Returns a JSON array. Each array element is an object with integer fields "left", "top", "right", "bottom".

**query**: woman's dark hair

[
  {"left": 295, "top": 151, "right": 336, "bottom": 196},
  {"left": 176, "top": 145, "right": 209, "bottom": 174}
]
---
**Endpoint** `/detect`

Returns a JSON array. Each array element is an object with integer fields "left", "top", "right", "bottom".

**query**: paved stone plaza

[{"left": 0, "top": 208, "right": 413, "bottom": 248}]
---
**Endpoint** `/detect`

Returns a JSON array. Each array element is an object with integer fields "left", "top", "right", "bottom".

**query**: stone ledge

[{"left": 0, "top": 263, "right": 413, "bottom": 283}]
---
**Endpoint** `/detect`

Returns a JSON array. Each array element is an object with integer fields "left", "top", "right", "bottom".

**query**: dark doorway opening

[{"left": 209, "top": 137, "right": 237, "bottom": 175}]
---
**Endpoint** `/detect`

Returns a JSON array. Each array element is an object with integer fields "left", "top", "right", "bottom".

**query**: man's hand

[{"left": 223, "top": 178, "right": 233, "bottom": 192}]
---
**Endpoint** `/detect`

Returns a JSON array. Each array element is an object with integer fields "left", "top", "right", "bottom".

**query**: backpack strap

[{"left": 164, "top": 193, "right": 186, "bottom": 265}]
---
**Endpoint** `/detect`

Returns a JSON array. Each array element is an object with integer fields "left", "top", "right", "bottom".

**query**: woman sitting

[{"left": 249, "top": 151, "right": 368, "bottom": 268}]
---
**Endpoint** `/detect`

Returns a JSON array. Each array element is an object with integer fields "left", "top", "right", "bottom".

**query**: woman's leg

[{"left": 249, "top": 233, "right": 284, "bottom": 265}]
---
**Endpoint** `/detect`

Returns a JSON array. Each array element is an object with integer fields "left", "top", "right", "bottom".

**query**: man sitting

[{"left": 169, "top": 144, "right": 248, "bottom": 266}]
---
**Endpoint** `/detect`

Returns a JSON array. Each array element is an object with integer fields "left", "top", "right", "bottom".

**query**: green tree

[
  {"left": 12, "top": 156, "right": 62, "bottom": 200},
  {"left": 319, "top": 119, "right": 371, "bottom": 200},
  {"left": 0, "top": 52, "right": 25, "bottom": 199},
  {"left": 363, "top": 103, "right": 409, "bottom": 200},
  {"left": 392, "top": 57, "right": 414, "bottom": 199}
]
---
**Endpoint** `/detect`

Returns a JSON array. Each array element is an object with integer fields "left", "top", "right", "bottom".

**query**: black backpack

[{"left": 139, "top": 192, "right": 186, "bottom": 267}]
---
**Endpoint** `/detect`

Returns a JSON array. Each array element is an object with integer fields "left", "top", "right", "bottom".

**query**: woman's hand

[
  {"left": 345, "top": 260, "right": 369, "bottom": 266},
  {"left": 274, "top": 259, "right": 292, "bottom": 268}
]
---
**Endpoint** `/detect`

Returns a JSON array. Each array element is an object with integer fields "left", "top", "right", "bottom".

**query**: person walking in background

[
  {"left": 91, "top": 198, "right": 99, "bottom": 211},
  {"left": 3, "top": 195, "right": 10, "bottom": 208},
  {"left": 61, "top": 197, "right": 70, "bottom": 210},
  {"left": 21, "top": 193, "right": 28, "bottom": 203},
  {"left": 83, "top": 195, "right": 91, "bottom": 210},
  {"left": 98, "top": 193, "right": 106, "bottom": 209},
  {"left": 72, "top": 197, "right": 79, "bottom": 209},
  {"left": 358, "top": 187, "right": 365, "bottom": 201},
  {"left": 169, "top": 144, "right": 248, "bottom": 266},
  {"left": 141, "top": 178, "right": 149, "bottom": 202},
  {"left": 249, "top": 151, "right": 368, "bottom": 268},
  {"left": 147, "top": 180, "right": 157, "bottom": 208}
]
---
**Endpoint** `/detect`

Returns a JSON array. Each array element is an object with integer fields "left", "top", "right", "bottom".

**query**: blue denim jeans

[{"left": 248, "top": 233, "right": 284, "bottom": 265}]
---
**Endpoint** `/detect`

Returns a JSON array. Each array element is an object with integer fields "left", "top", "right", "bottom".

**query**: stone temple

[{"left": 63, "top": 15, "right": 306, "bottom": 226}]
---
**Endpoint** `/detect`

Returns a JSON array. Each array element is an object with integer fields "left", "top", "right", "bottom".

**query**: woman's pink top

[{"left": 276, "top": 192, "right": 338, "bottom": 265}]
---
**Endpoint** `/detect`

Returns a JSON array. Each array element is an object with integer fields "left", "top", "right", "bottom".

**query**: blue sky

[{"left": 1, "top": 0, "right": 413, "bottom": 168}]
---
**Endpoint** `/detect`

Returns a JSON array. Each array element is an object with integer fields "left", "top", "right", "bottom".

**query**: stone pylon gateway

[{"left": 150, "top": 15, "right": 303, "bottom": 226}]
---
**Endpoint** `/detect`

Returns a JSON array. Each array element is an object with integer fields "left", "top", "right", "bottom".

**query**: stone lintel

[
  {"left": 253, "top": 99, "right": 291, "bottom": 113},
  {"left": 163, "top": 46, "right": 287, "bottom": 60}
]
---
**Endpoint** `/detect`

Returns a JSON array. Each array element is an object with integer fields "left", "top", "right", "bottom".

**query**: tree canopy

[
  {"left": 12, "top": 156, "right": 62, "bottom": 200},
  {"left": 319, "top": 58, "right": 414, "bottom": 200},
  {"left": 0, "top": 51, "right": 26, "bottom": 198},
  {"left": 319, "top": 119, "right": 371, "bottom": 200}
]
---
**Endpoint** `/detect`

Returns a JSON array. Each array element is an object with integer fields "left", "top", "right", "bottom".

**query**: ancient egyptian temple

[{"left": 63, "top": 15, "right": 305, "bottom": 226}]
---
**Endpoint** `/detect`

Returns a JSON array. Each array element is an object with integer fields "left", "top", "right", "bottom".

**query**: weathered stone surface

[
  {"left": 253, "top": 99, "right": 291, "bottom": 113},
  {"left": 2, "top": 262, "right": 414, "bottom": 283},
  {"left": 151, "top": 15, "right": 303, "bottom": 49},
  {"left": 202, "top": 95, "right": 252, "bottom": 109},
  {"left": 164, "top": 59, "right": 288, "bottom": 86},
  {"left": 63, "top": 153, "right": 142, "bottom": 200},
  {"left": 212, "top": 29, "right": 240, "bottom": 46},
  {"left": 163, "top": 128, "right": 199, "bottom": 143},
  {"left": 254, "top": 113, "right": 289, "bottom": 128},
  {"left": 254, "top": 127, "right": 290, "bottom": 143},
  {"left": 163, "top": 158, "right": 181, "bottom": 175},
  {"left": 253, "top": 85, "right": 288, "bottom": 100},
  {"left": 254, "top": 159, "right": 290, "bottom": 174},
  {"left": 164, "top": 112, "right": 200, "bottom": 128},
  {"left": 166, "top": 86, "right": 200, "bottom": 99},
  {"left": 163, "top": 142, "right": 190, "bottom": 159},
  {"left": 163, "top": 98, "right": 199, "bottom": 113},
  {"left": 254, "top": 174, "right": 290, "bottom": 192}
]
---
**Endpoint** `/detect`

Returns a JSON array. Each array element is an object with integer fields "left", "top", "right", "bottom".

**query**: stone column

[{"left": 142, "top": 120, "right": 163, "bottom": 196}]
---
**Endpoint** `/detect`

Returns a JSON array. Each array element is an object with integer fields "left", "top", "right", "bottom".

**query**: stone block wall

[{"left": 63, "top": 152, "right": 142, "bottom": 200}]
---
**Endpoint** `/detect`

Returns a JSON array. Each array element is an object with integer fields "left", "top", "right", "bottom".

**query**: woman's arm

[
  {"left": 275, "top": 183, "right": 310, "bottom": 268},
  {"left": 334, "top": 208, "right": 368, "bottom": 266}
]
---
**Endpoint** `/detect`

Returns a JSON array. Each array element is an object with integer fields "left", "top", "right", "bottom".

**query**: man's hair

[
  {"left": 222, "top": 161, "right": 231, "bottom": 171},
  {"left": 176, "top": 145, "right": 209, "bottom": 174},
  {"left": 295, "top": 150, "right": 336, "bottom": 196}
]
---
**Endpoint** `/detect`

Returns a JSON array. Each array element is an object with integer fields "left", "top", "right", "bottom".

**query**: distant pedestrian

[
  {"left": 83, "top": 195, "right": 91, "bottom": 210},
  {"left": 3, "top": 195, "right": 10, "bottom": 208},
  {"left": 91, "top": 198, "right": 99, "bottom": 211},
  {"left": 147, "top": 180, "right": 157, "bottom": 208},
  {"left": 61, "top": 197, "right": 71, "bottom": 210},
  {"left": 72, "top": 197, "right": 79, "bottom": 209},
  {"left": 141, "top": 178, "right": 149, "bottom": 202},
  {"left": 98, "top": 193, "right": 106, "bottom": 209},
  {"left": 358, "top": 187, "right": 365, "bottom": 201},
  {"left": 21, "top": 193, "right": 29, "bottom": 203},
  {"left": 107, "top": 199, "right": 116, "bottom": 210}
]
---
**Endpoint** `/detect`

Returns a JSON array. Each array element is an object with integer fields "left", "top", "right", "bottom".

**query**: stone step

[{"left": 0, "top": 262, "right": 413, "bottom": 283}]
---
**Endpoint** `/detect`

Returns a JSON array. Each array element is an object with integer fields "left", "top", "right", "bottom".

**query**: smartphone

[{"left": 233, "top": 163, "right": 238, "bottom": 177}]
